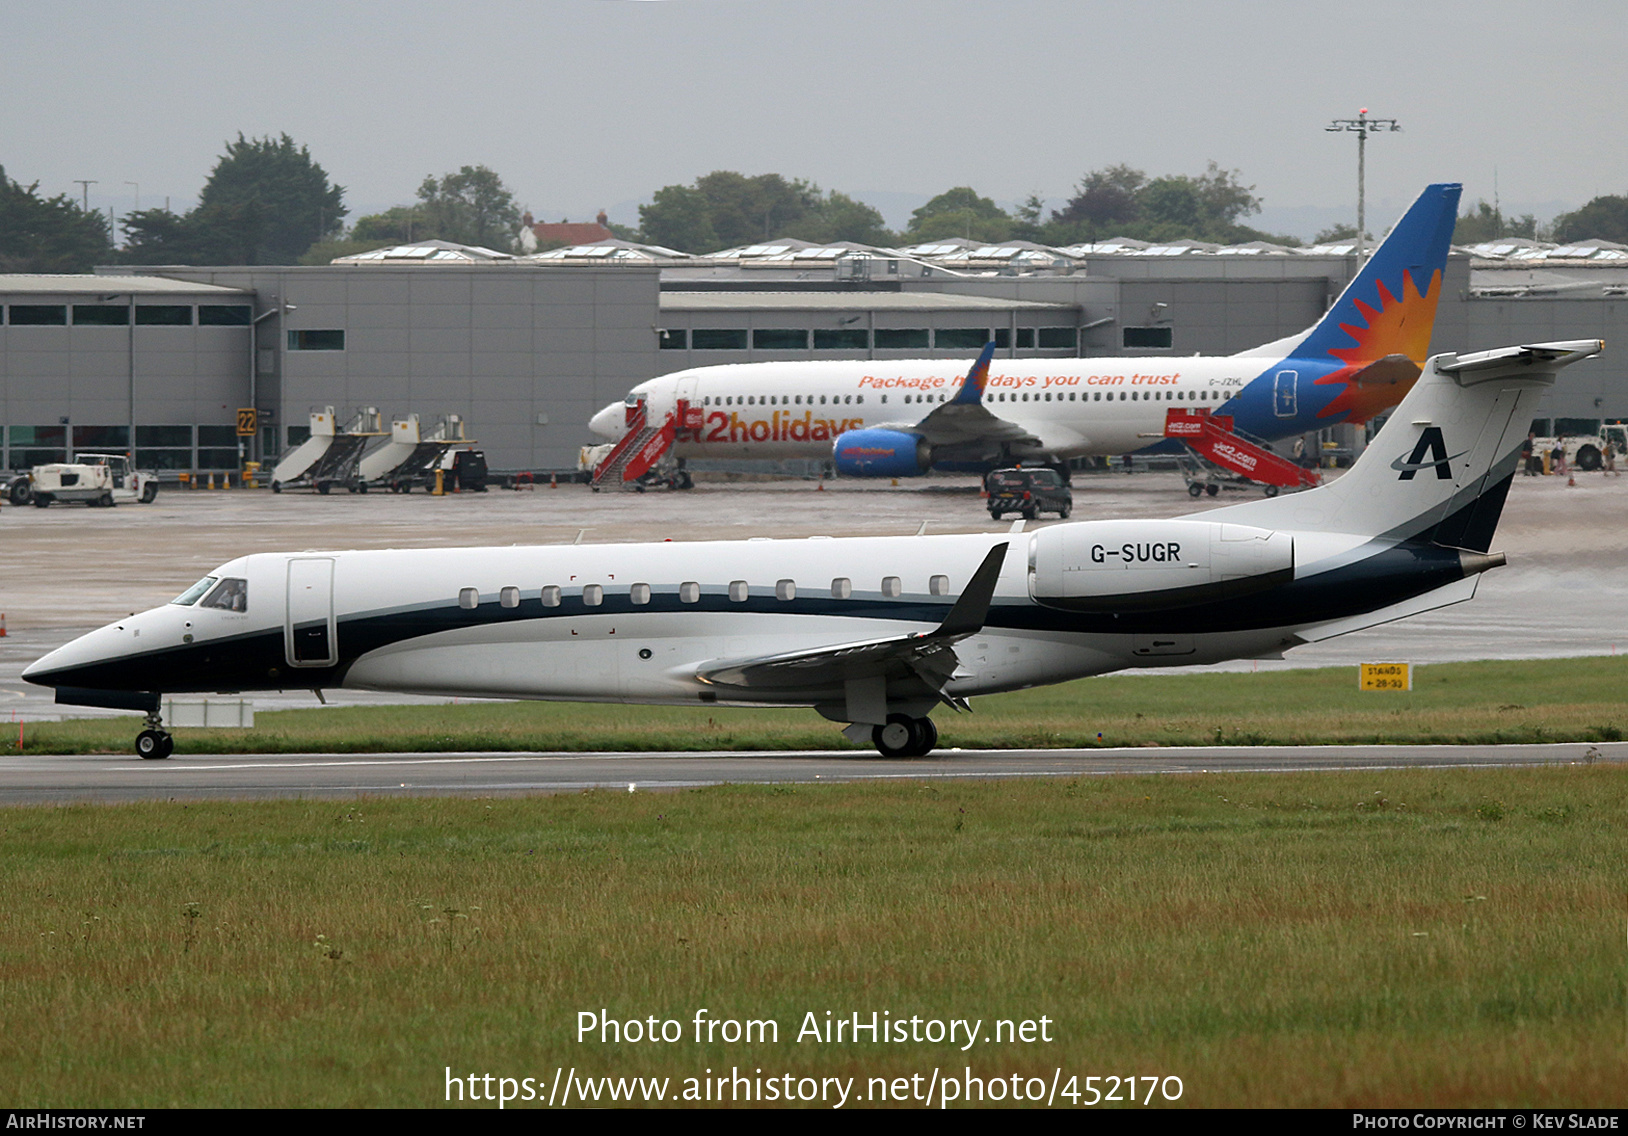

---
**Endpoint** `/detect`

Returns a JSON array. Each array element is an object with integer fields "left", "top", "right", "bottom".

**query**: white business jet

[{"left": 26, "top": 338, "right": 1599, "bottom": 759}]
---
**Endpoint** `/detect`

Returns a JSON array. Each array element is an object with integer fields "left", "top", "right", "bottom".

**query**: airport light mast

[{"left": 1326, "top": 109, "right": 1400, "bottom": 263}]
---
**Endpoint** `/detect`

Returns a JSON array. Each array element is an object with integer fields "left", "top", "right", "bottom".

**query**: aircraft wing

[
  {"left": 696, "top": 542, "right": 1008, "bottom": 704},
  {"left": 906, "top": 342, "right": 1041, "bottom": 448}
]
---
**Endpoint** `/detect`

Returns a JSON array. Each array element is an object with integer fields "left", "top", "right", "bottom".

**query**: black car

[{"left": 985, "top": 467, "right": 1072, "bottom": 520}]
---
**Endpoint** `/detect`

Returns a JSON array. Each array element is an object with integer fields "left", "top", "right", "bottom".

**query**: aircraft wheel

[
  {"left": 1188, "top": 482, "right": 1204, "bottom": 498},
  {"left": 1264, "top": 484, "right": 1280, "bottom": 498},
  {"left": 141, "top": 482, "right": 158, "bottom": 503},
  {"left": 872, "top": 714, "right": 923, "bottom": 758},
  {"left": 1205, "top": 483, "right": 1220, "bottom": 497},
  {"left": 911, "top": 716, "right": 938, "bottom": 757},
  {"left": 136, "top": 729, "right": 173, "bottom": 760}
]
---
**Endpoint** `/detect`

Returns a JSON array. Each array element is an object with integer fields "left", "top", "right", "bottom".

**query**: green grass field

[
  {"left": 15, "top": 655, "right": 1628, "bottom": 754},
  {"left": 1, "top": 767, "right": 1624, "bottom": 1108}
]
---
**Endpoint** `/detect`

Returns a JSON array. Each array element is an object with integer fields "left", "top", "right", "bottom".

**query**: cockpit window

[
  {"left": 171, "top": 576, "right": 217, "bottom": 606},
  {"left": 200, "top": 577, "right": 249, "bottom": 612}
]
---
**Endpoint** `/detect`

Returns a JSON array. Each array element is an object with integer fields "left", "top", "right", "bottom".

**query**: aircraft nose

[{"left": 589, "top": 402, "right": 625, "bottom": 440}]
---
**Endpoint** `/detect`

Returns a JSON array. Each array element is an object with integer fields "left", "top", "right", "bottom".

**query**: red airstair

[
  {"left": 590, "top": 398, "right": 682, "bottom": 490},
  {"left": 1163, "top": 408, "right": 1320, "bottom": 496}
]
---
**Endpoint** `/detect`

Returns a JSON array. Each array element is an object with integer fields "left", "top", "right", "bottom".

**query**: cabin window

[
  {"left": 831, "top": 577, "right": 851, "bottom": 599},
  {"left": 881, "top": 576, "right": 902, "bottom": 598},
  {"left": 201, "top": 578, "right": 248, "bottom": 612},
  {"left": 776, "top": 579, "right": 796, "bottom": 601},
  {"left": 582, "top": 584, "right": 603, "bottom": 606},
  {"left": 459, "top": 588, "right": 479, "bottom": 610},
  {"left": 630, "top": 583, "right": 651, "bottom": 605},
  {"left": 729, "top": 580, "right": 749, "bottom": 602},
  {"left": 679, "top": 581, "right": 700, "bottom": 603},
  {"left": 930, "top": 574, "right": 949, "bottom": 596},
  {"left": 542, "top": 585, "right": 561, "bottom": 607},
  {"left": 500, "top": 586, "right": 520, "bottom": 609}
]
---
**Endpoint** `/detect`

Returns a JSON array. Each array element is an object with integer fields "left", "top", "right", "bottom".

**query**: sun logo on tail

[{"left": 1315, "top": 267, "right": 1443, "bottom": 424}]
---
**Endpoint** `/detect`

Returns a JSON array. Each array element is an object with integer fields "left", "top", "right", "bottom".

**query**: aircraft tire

[
  {"left": 910, "top": 716, "right": 938, "bottom": 757},
  {"left": 872, "top": 714, "right": 923, "bottom": 758},
  {"left": 136, "top": 729, "right": 172, "bottom": 760}
]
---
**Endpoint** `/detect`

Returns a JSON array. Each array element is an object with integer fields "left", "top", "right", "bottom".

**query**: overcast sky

[{"left": 4, "top": 0, "right": 1623, "bottom": 239}]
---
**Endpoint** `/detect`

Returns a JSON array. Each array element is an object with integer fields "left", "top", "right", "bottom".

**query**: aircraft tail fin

[{"left": 1201, "top": 340, "right": 1602, "bottom": 548}]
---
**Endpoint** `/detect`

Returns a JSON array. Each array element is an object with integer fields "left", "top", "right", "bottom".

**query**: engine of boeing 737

[{"left": 831, "top": 427, "right": 931, "bottom": 477}]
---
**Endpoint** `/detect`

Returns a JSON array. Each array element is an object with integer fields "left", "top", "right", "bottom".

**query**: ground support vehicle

[
  {"left": 1530, "top": 424, "right": 1626, "bottom": 472},
  {"left": 27, "top": 454, "right": 159, "bottom": 508},
  {"left": 985, "top": 467, "right": 1072, "bottom": 520},
  {"left": 269, "top": 407, "right": 384, "bottom": 494},
  {"left": 1164, "top": 408, "right": 1319, "bottom": 499}
]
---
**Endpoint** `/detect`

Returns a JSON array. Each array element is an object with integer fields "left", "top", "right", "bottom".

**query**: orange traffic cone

[
  {"left": 1567, "top": 472, "right": 1577, "bottom": 487},
  {"left": 550, "top": 472, "right": 558, "bottom": 489},
  {"left": 0, "top": 612, "right": 7, "bottom": 637}
]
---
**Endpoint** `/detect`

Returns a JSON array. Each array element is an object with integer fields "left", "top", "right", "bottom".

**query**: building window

[
  {"left": 198, "top": 425, "right": 238, "bottom": 447},
  {"left": 658, "top": 329, "right": 687, "bottom": 350},
  {"left": 993, "top": 328, "right": 1011, "bottom": 349},
  {"left": 813, "top": 328, "right": 868, "bottom": 350},
  {"left": 72, "top": 425, "right": 130, "bottom": 449},
  {"left": 875, "top": 328, "right": 930, "bottom": 350},
  {"left": 582, "top": 584, "right": 603, "bottom": 606},
  {"left": 196, "top": 449, "right": 240, "bottom": 469},
  {"left": 679, "top": 581, "right": 700, "bottom": 603},
  {"left": 935, "top": 328, "right": 988, "bottom": 350},
  {"left": 199, "top": 305, "right": 252, "bottom": 326},
  {"left": 500, "top": 587, "right": 521, "bottom": 609},
  {"left": 1014, "top": 328, "right": 1035, "bottom": 349},
  {"left": 692, "top": 329, "right": 748, "bottom": 350},
  {"left": 72, "top": 305, "right": 129, "bottom": 326},
  {"left": 881, "top": 576, "right": 901, "bottom": 598},
  {"left": 1123, "top": 326, "right": 1173, "bottom": 349},
  {"left": 729, "top": 580, "right": 749, "bottom": 602},
  {"left": 7, "top": 305, "right": 67, "bottom": 326},
  {"left": 1037, "top": 327, "right": 1077, "bottom": 350},
  {"left": 752, "top": 329, "right": 808, "bottom": 351},
  {"left": 459, "top": 588, "right": 479, "bottom": 610},
  {"left": 630, "top": 583, "right": 651, "bottom": 605},
  {"left": 776, "top": 579, "right": 796, "bottom": 601},
  {"left": 541, "top": 585, "right": 562, "bottom": 607},
  {"left": 135, "top": 305, "right": 192, "bottom": 326},
  {"left": 288, "top": 329, "right": 345, "bottom": 351}
]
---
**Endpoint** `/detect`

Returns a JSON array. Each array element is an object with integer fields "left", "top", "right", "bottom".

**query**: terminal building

[{"left": 1, "top": 235, "right": 1623, "bottom": 474}]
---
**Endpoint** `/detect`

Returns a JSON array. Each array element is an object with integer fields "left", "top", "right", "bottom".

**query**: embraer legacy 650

[
  {"left": 27, "top": 338, "right": 1599, "bottom": 759},
  {"left": 590, "top": 184, "right": 1461, "bottom": 478}
]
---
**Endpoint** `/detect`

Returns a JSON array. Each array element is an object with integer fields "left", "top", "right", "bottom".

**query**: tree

[
  {"left": 0, "top": 165, "right": 111, "bottom": 271},
  {"left": 415, "top": 166, "right": 522, "bottom": 251},
  {"left": 1551, "top": 195, "right": 1628, "bottom": 245},
  {"left": 903, "top": 187, "right": 1013, "bottom": 244},
  {"left": 1046, "top": 162, "right": 1268, "bottom": 245},
  {"left": 784, "top": 190, "right": 893, "bottom": 246},
  {"left": 1453, "top": 200, "right": 1537, "bottom": 244},
  {"left": 118, "top": 133, "right": 344, "bottom": 264},
  {"left": 1312, "top": 222, "right": 1365, "bottom": 244},
  {"left": 1049, "top": 164, "right": 1146, "bottom": 238},
  {"left": 351, "top": 205, "right": 428, "bottom": 245},
  {"left": 639, "top": 184, "right": 719, "bottom": 252}
]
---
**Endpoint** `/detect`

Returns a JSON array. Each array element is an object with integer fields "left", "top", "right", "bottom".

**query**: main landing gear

[
  {"left": 871, "top": 713, "right": 937, "bottom": 758},
  {"left": 135, "top": 709, "right": 172, "bottom": 759}
]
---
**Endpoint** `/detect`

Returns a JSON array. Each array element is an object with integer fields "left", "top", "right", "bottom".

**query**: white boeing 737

[
  {"left": 590, "top": 184, "right": 1461, "bottom": 477},
  {"left": 26, "top": 338, "right": 1599, "bottom": 759}
]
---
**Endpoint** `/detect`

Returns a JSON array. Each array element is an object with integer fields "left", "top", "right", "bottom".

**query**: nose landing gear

[{"left": 135, "top": 710, "right": 173, "bottom": 759}]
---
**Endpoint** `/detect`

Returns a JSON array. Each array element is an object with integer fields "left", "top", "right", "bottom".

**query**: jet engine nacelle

[
  {"left": 832, "top": 428, "right": 930, "bottom": 477},
  {"left": 1030, "top": 519, "right": 1293, "bottom": 611}
]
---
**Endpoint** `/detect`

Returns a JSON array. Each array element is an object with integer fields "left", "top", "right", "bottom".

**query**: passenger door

[{"left": 285, "top": 558, "right": 337, "bottom": 668}]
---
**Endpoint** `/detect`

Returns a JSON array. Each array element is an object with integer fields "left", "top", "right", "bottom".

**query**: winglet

[
  {"left": 950, "top": 341, "right": 998, "bottom": 405},
  {"left": 934, "top": 542, "right": 1008, "bottom": 639}
]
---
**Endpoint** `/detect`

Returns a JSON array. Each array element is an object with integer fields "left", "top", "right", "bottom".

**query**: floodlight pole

[{"left": 1325, "top": 109, "right": 1400, "bottom": 263}]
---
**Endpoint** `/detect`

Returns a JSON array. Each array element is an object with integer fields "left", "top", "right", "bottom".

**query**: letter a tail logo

[{"left": 1391, "top": 425, "right": 1462, "bottom": 480}]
